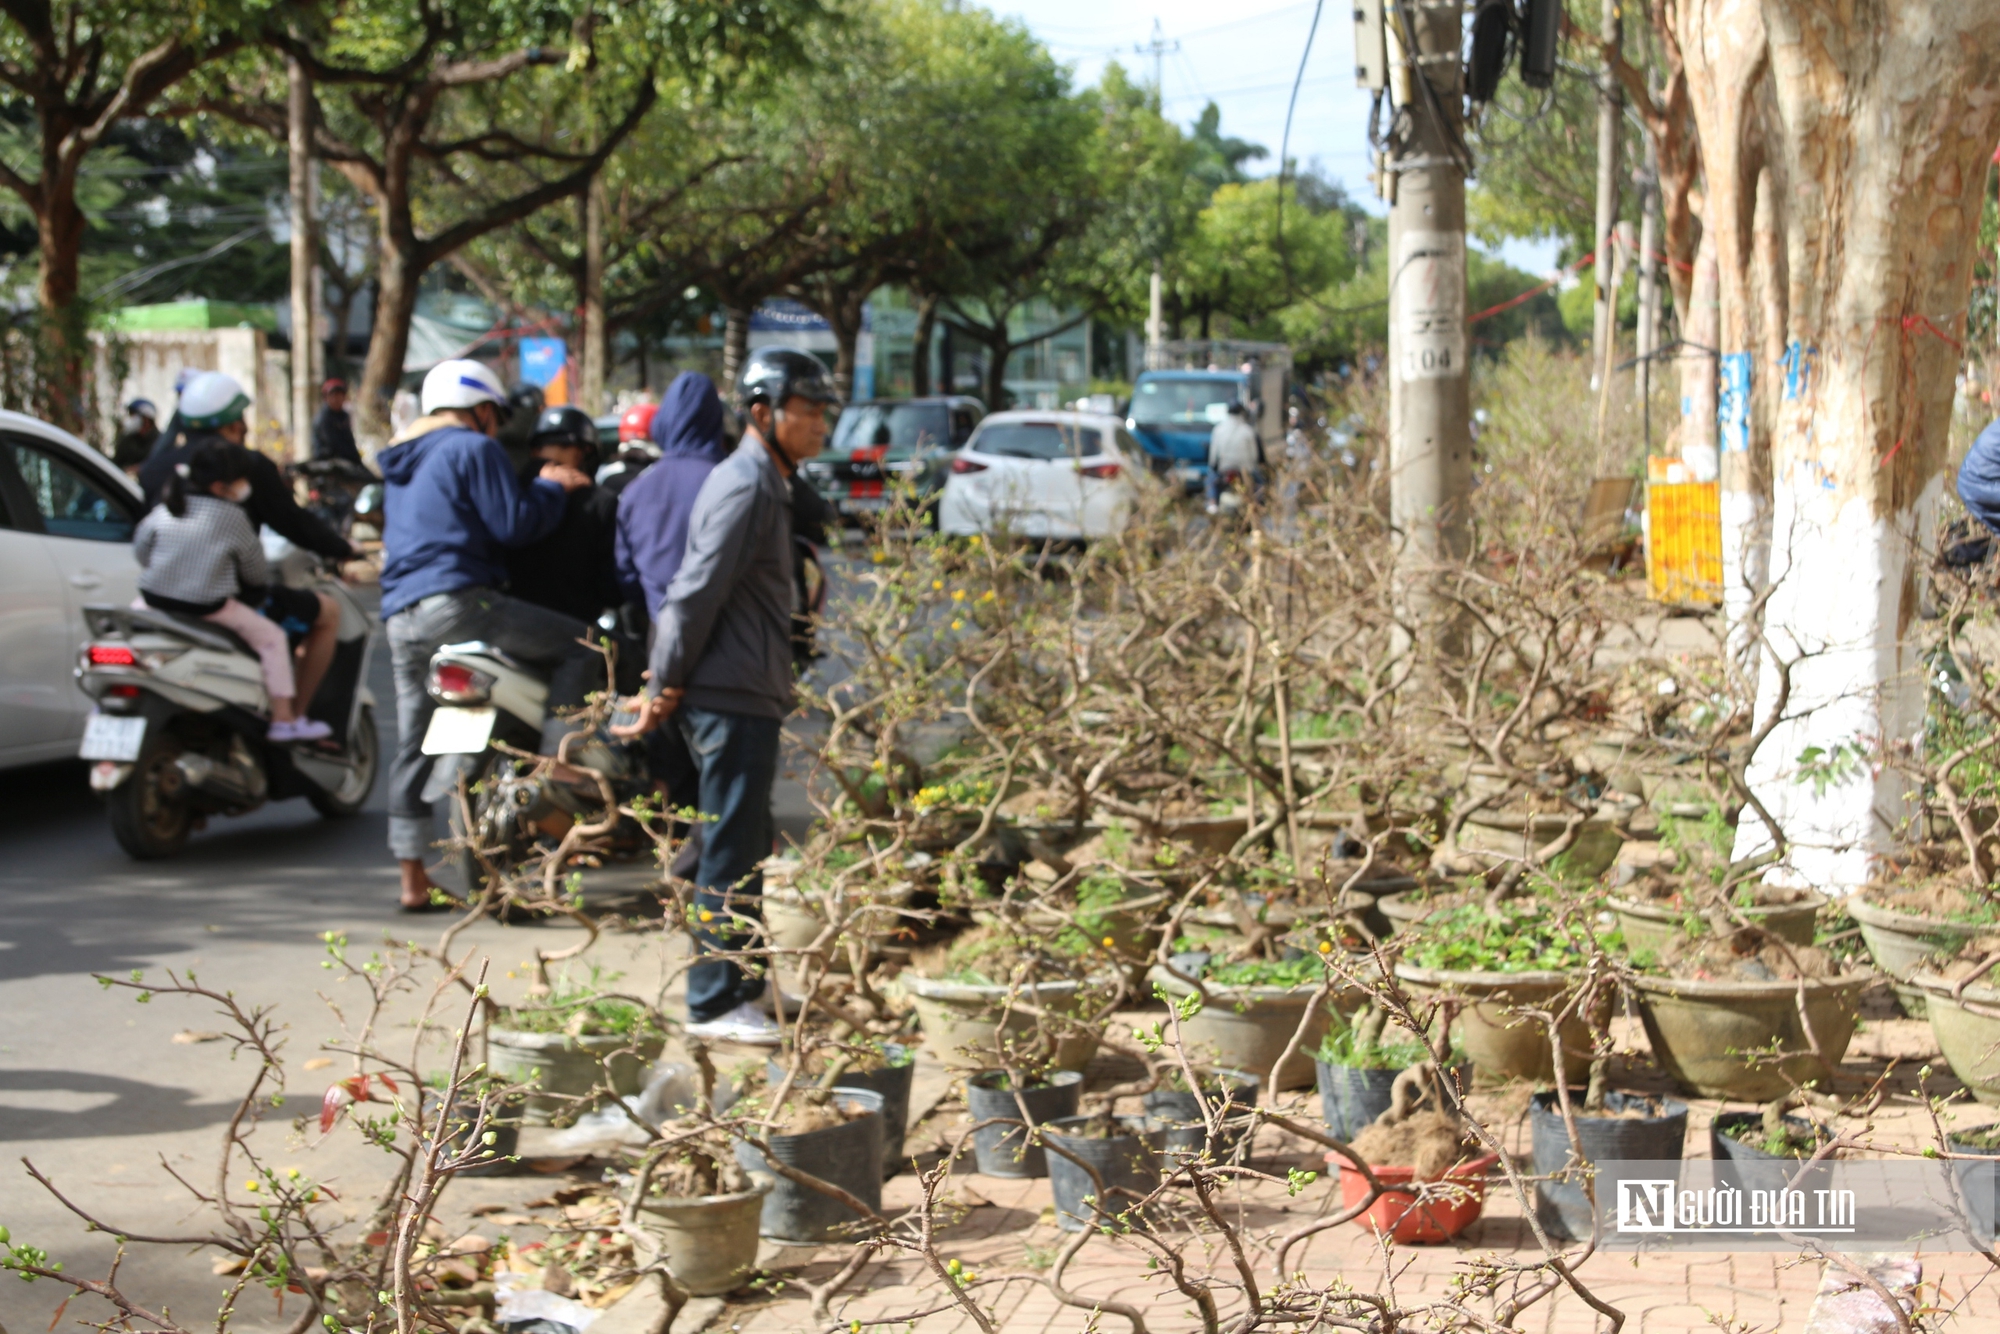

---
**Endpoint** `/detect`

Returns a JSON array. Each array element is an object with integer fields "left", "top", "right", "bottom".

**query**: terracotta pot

[
  {"left": 1628, "top": 973, "right": 1867, "bottom": 1102},
  {"left": 900, "top": 975, "right": 1100, "bottom": 1071},
  {"left": 1915, "top": 974, "right": 2000, "bottom": 1105},
  {"left": 485, "top": 1027, "right": 664, "bottom": 1126},
  {"left": 1392, "top": 964, "right": 1593, "bottom": 1085},
  {"left": 1334, "top": 1153, "right": 1499, "bottom": 1243},
  {"left": 1609, "top": 891, "right": 1824, "bottom": 955},
  {"left": 632, "top": 1183, "right": 770, "bottom": 1296},
  {"left": 1148, "top": 965, "right": 1367, "bottom": 1089}
]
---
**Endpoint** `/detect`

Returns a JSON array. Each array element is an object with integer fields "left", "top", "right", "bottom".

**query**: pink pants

[{"left": 205, "top": 598, "right": 296, "bottom": 700}]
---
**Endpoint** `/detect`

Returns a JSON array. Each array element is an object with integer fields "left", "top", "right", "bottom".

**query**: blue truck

[{"left": 1125, "top": 369, "right": 1252, "bottom": 469}]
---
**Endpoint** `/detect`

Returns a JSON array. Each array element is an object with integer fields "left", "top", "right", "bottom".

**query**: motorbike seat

[{"left": 122, "top": 605, "right": 257, "bottom": 657}]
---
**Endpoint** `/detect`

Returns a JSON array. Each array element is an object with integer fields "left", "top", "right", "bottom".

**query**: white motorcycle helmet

[
  {"left": 420, "top": 358, "right": 508, "bottom": 414},
  {"left": 177, "top": 371, "right": 250, "bottom": 429}
]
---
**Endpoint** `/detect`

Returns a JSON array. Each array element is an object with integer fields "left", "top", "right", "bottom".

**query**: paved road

[{"left": 0, "top": 630, "right": 814, "bottom": 1332}]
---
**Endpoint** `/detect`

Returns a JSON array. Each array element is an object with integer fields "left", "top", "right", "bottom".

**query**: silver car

[{"left": 0, "top": 412, "right": 142, "bottom": 769}]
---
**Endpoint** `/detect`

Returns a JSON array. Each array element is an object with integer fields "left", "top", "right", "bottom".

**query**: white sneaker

[
  {"left": 685, "top": 1002, "right": 782, "bottom": 1045},
  {"left": 270, "top": 717, "right": 334, "bottom": 743}
]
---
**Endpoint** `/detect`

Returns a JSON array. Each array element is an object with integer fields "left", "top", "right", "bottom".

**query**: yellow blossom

[
  {"left": 951, "top": 620, "right": 963, "bottom": 631},
  {"left": 698, "top": 910, "right": 714, "bottom": 923},
  {"left": 951, "top": 589, "right": 966, "bottom": 602},
  {"left": 931, "top": 579, "right": 943, "bottom": 590},
  {"left": 1317, "top": 940, "right": 1333, "bottom": 954},
  {"left": 244, "top": 1180, "right": 260, "bottom": 1193},
  {"left": 980, "top": 590, "right": 996, "bottom": 603}
]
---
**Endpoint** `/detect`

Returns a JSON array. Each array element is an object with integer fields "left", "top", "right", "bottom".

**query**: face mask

[{"left": 228, "top": 480, "right": 252, "bottom": 504}]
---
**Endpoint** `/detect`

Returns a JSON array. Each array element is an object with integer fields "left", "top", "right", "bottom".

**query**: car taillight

[
  {"left": 428, "top": 661, "right": 495, "bottom": 704},
  {"left": 88, "top": 645, "right": 137, "bottom": 666},
  {"left": 951, "top": 458, "right": 988, "bottom": 475},
  {"left": 1079, "top": 461, "right": 1122, "bottom": 480},
  {"left": 108, "top": 684, "right": 141, "bottom": 698}
]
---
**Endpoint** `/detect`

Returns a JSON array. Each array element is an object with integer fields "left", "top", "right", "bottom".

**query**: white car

[
  {"left": 0, "top": 412, "right": 142, "bottom": 769},
  {"left": 935, "top": 410, "right": 1140, "bottom": 541}
]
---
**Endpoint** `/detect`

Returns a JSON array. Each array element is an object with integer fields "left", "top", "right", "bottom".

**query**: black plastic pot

[
  {"left": 966, "top": 1070, "right": 1082, "bottom": 1178},
  {"left": 1043, "top": 1115, "right": 1164, "bottom": 1232},
  {"left": 1142, "top": 1068, "right": 1260, "bottom": 1161},
  {"left": 1948, "top": 1129, "right": 2000, "bottom": 1245},
  {"left": 733, "top": 1087, "right": 883, "bottom": 1244},
  {"left": 767, "top": 1044, "right": 916, "bottom": 1178},
  {"left": 1709, "top": 1111, "right": 1834, "bottom": 1200},
  {"left": 1529, "top": 1090, "right": 1688, "bottom": 1240},
  {"left": 1314, "top": 1060, "right": 1469, "bottom": 1141}
]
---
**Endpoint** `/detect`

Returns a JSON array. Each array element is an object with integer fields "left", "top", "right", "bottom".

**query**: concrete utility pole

[
  {"left": 1588, "top": 0, "right": 1622, "bottom": 389},
  {"left": 1146, "top": 265, "right": 1163, "bottom": 369},
  {"left": 1135, "top": 18, "right": 1178, "bottom": 106},
  {"left": 1385, "top": 0, "right": 1471, "bottom": 572},
  {"left": 287, "top": 54, "right": 316, "bottom": 461}
]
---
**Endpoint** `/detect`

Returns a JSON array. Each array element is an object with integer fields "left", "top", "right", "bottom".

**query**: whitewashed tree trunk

[
  {"left": 1679, "top": 228, "right": 1720, "bottom": 480},
  {"left": 1713, "top": 2, "right": 2000, "bottom": 887}
]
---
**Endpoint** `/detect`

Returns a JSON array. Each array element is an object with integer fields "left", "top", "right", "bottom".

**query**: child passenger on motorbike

[{"left": 132, "top": 441, "right": 335, "bottom": 743}]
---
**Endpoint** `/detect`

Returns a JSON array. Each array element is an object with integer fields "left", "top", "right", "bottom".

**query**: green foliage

[
  {"left": 1402, "top": 900, "right": 1592, "bottom": 973},
  {"left": 1204, "top": 956, "right": 1324, "bottom": 988},
  {"left": 497, "top": 969, "right": 656, "bottom": 1037},
  {"left": 1313, "top": 1010, "right": 1431, "bottom": 1070}
]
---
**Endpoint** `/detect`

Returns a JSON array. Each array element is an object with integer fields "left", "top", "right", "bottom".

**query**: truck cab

[{"left": 1124, "top": 370, "right": 1254, "bottom": 477}]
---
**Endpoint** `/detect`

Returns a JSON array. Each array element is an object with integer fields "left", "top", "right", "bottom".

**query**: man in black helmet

[
  {"left": 504, "top": 405, "right": 623, "bottom": 628},
  {"left": 614, "top": 346, "right": 835, "bottom": 1043}
]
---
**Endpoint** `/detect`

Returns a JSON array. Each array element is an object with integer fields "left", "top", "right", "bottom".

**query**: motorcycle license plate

[
  {"left": 79, "top": 712, "right": 145, "bottom": 762},
  {"left": 421, "top": 706, "right": 496, "bottom": 756}
]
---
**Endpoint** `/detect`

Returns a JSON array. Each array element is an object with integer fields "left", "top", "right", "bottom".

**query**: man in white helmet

[{"left": 376, "top": 358, "right": 595, "bottom": 911}]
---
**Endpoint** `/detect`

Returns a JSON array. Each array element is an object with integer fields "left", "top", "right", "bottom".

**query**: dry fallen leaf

[
  {"left": 466, "top": 1202, "right": 510, "bottom": 1217},
  {"left": 479, "top": 1213, "right": 542, "bottom": 1228},
  {"left": 172, "top": 1030, "right": 225, "bottom": 1045},
  {"left": 450, "top": 1235, "right": 492, "bottom": 1254},
  {"left": 211, "top": 1256, "right": 247, "bottom": 1276},
  {"left": 302, "top": 1057, "right": 334, "bottom": 1071}
]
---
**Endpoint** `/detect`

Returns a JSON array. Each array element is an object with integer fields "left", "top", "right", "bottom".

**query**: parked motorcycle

[
  {"left": 290, "top": 457, "right": 378, "bottom": 539},
  {"left": 417, "top": 641, "right": 651, "bottom": 893},
  {"left": 75, "top": 548, "right": 380, "bottom": 859}
]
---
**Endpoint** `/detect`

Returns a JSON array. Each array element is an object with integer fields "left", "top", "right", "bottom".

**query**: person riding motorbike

[
  {"left": 504, "top": 405, "right": 625, "bottom": 633},
  {"left": 375, "top": 359, "right": 597, "bottom": 911},
  {"left": 136, "top": 372, "right": 348, "bottom": 707},
  {"left": 1205, "top": 399, "right": 1264, "bottom": 513}
]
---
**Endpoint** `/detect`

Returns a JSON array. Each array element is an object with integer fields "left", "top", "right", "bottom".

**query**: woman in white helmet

[{"left": 374, "top": 358, "right": 595, "bottom": 911}]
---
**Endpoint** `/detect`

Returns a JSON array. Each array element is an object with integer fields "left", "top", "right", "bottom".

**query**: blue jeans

[
  {"left": 385, "top": 587, "right": 599, "bottom": 860},
  {"left": 679, "top": 706, "right": 784, "bottom": 1022}
]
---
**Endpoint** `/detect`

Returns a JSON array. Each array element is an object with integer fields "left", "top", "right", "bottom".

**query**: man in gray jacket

[{"left": 616, "top": 347, "right": 835, "bottom": 1042}]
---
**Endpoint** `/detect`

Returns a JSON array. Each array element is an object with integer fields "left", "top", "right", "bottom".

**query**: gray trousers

[{"left": 385, "top": 586, "right": 596, "bottom": 860}]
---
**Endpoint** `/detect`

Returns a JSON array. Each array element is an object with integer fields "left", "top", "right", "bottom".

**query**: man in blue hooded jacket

[
  {"left": 376, "top": 359, "right": 594, "bottom": 911},
  {"left": 615, "top": 370, "right": 730, "bottom": 613}
]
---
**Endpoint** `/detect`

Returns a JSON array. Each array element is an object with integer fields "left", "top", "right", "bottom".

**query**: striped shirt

[{"left": 134, "top": 494, "right": 268, "bottom": 613}]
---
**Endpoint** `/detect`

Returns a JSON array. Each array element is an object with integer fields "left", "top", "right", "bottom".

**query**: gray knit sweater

[{"left": 134, "top": 494, "right": 268, "bottom": 612}]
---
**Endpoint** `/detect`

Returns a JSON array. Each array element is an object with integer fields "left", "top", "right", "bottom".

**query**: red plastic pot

[{"left": 1331, "top": 1152, "right": 1499, "bottom": 1243}]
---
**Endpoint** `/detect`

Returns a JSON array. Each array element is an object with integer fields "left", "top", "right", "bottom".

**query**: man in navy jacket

[{"left": 377, "top": 359, "right": 592, "bottom": 910}]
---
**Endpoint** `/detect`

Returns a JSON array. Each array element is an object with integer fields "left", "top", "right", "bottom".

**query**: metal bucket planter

[
  {"left": 1609, "top": 891, "right": 1824, "bottom": 956},
  {"left": 1043, "top": 1115, "right": 1165, "bottom": 1232},
  {"left": 1528, "top": 1091, "right": 1688, "bottom": 1240},
  {"left": 965, "top": 1069, "right": 1083, "bottom": 1177},
  {"left": 900, "top": 975, "right": 1100, "bottom": 1071},
  {"left": 1914, "top": 975, "right": 2000, "bottom": 1105},
  {"left": 1392, "top": 965, "right": 1592, "bottom": 1086},
  {"left": 1853, "top": 898, "right": 1987, "bottom": 1017},
  {"left": 485, "top": 1027, "right": 664, "bottom": 1126},
  {"left": 633, "top": 1182, "right": 771, "bottom": 1295},
  {"left": 733, "top": 1088, "right": 883, "bottom": 1244},
  {"left": 1142, "top": 1067, "right": 1260, "bottom": 1162},
  {"left": 1147, "top": 966, "right": 1362, "bottom": 1090},
  {"left": 1628, "top": 974, "right": 1867, "bottom": 1101}
]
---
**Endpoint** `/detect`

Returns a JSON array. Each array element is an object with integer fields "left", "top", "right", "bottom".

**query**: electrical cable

[
  {"left": 1273, "top": 0, "right": 1326, "bottom": 302},
  {"left": 90, "top": 225, "right": 265, "bottom": 301}
]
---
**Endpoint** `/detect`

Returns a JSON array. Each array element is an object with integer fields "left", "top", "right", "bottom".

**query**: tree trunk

[
  {"left": 288, "top": 54, "right": 317, "bottom": 462},
  {"left": 910, "top": 290, "right": 939, "bottom": 397},
  {"left": 1675, "top": 0, "right": 1778, "bottom": 654},
  {"left": 357, "top": 239, "right": 419, "bottom": 443},
  {"left": 1710, "top": 0, "right": 2000, "bottom": 888},
  {"left": 980, "top": 328, "right": 1012, "bottom": 411},
  {"left": 1678, "top": 227, "right": 1719, "bottom": 479},
  {"left": 1589, "top": 0, "right": 1623, "bottom": 387},
  {"left": 578, "top": 176, "right": 607, "bottom": 414},
  {"left": 35, "top": 183, "right": 87, "bottom": 434},
  {"left": 721, "top": 305, "right": 749, "bottom": 396}
]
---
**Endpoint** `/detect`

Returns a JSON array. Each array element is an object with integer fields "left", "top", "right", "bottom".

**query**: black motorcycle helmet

[
  {"left": 529, "top": 405, "right": 602, "bottom": 470},
  {"left": 737, "top": 346, "right": 839, "bottom": 411}
]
